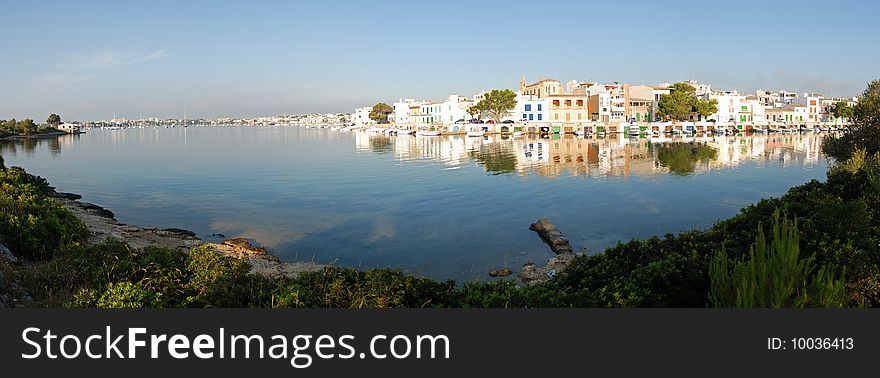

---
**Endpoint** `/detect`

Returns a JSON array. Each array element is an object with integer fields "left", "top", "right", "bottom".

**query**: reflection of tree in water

[
  {"left": 369, "top": 136, "right": 392, "bottom": 154},
  {"left": 655, "top": 142, "right": 717, "bottom": 175},
  {"left": 0, "top": 135, "right": 70, "bottom": 158},
  {"left": 0, "top": 138, "right": 37, "bottom": 156},
  {"left": 49, "top": 137, "right": 61, "bottom": 156},
  {"left": 469, "top": 143, "right": 518, "bottom": 175}
]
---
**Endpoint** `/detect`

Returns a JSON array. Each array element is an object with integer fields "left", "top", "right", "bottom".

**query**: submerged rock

[
  {"left": 519, "top": 219, "right": 582, "bottom": 285},
  {"left": 529, "top": 218, "right": 573, "bottom": 255},
  {"left": 488, "top": 267, "right": 513, "bottom": 277},
  {"left": 162, "top": 228, "right": 197, "bottom": 237}
]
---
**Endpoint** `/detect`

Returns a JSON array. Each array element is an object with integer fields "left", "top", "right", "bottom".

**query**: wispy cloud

[
  {"left": 33, "top": 72, "right": 100, "bottom": 87},
  {"left": 33, "top": 47, "right": 168, "bottom": 88},
  {"left": 60, "top": 47, "right": 168, "bottom": 69}
]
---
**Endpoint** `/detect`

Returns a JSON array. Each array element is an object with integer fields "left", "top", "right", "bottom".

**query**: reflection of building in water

[
  {"left": 355, "top": 132, "right": 827, "bottom": 178},
  {"left": 387, "top": 135, "right": 471, "bottom": 165}
]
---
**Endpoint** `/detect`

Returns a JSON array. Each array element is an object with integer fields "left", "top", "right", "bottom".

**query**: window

[
  {"left": 576, "top": 100, "right": 584, "bottom": 107},
  {"left": 529, "top": 114, "right": 534, "bottom": 121},
  {"left": 538, "top": 114, "right": 542, "bottom": 120},
  {"left": 525, "top": 104, "right": 532, "bottom": 111},
  {"left": 523, "top": 114, "right": 527, "bottom": 119},
  {"left": 537, "top": 104, "right": 542, "bottom": 111},
  {"left": 553, "top": 100, "right": 560, "bottom": 106}
]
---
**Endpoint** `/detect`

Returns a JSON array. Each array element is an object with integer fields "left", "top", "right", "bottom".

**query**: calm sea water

[{"left": 1, "top": 126, "right": 828, "bottom": 282}]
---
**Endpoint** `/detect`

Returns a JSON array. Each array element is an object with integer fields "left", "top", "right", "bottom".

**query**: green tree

[
  {"left": 695, "top": 98, "right": 718, "bottom": 119},
  {"left": 657, "top": 83, "right": 697, "bottom": 121},
  {"left": 466, "top": 105, "right": 481, "bottom": 121},
  {"left": 831, "top": 102, "right": 854, "bottom": 120},
  {"left": 369, "top": 103, "right": 393, "bottom": 123},
  {"left": 18, "top": 119, "right": 38, "bottom": 135},
  {"left": 657, "top": 83, "right": 718, "bottom": 121},
  {"left": 823, "top": 79, "right": 880, "bottom": 161},
  {"left": 709, "top": 210, "right": 846, "bottom": 308},
  {"left": 473, "top": 89, "right": 517, "bottom": 124},
  {"left": 46, "top": 114, "right": 62, "bottom": 128},
  {"left": 852, "top": 79, "right": 880, "bottom": 127}
]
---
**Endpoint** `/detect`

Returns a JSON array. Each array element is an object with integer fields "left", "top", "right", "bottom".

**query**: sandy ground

[{"left": 58, "top": 195, "right": 326, "bottom": 278}]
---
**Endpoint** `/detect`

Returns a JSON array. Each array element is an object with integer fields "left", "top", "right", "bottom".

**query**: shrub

[
  {"left": 0, "top": 167, "right": 88, "bottom": 260},
  {"left": 96, "top": 282, "right": 162, "bottom": 308},
  {"left": 709, "top": 210, "right": 846, "bottom": 308}
]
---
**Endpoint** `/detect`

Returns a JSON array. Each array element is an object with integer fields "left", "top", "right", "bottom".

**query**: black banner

[{"left": 0, "top": 309, "right": 875, "bottom": 376}]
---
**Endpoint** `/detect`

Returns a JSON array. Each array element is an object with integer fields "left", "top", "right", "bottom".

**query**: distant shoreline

[{"left": 0, "top": 131, "right": 84, "bottom": 141}]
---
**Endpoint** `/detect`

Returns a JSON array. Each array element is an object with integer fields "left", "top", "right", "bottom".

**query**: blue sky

[{"left": 1, "top": 0, "right": 878, "bottom": 120}]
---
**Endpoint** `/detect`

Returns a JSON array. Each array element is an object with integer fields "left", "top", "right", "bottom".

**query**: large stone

[
  {"left": 80, "top": 203, "right": 115, "bottom": 220},
  {"left": 49, "top": 191, "right": 82, "bottom": 200},
  {"left": 488, "top": 267, "right": 513, "bottom": 277},
  {"left": 529, "top": 218, "right": 573, "bottom": 255},
  {"left": 222, "top": 238, "right": 268, "bottom": 255},
  {"left": 0, "top": 241, "right": 18, "bottom": 264},
  {"left": 162, "top": 228, "right": 197, "bottom": 238}
]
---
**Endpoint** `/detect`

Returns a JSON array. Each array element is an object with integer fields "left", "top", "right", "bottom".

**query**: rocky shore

[{"left": 52, "top": 191, "right": 326, "bottom": 278}]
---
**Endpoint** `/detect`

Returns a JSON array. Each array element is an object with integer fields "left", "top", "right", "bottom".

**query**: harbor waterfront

[{"left": 1, "top": 126, "right": 828, "bottom": 282}]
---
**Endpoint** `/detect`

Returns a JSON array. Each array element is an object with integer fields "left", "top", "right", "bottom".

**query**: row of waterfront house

[{"left": 352, "top": 77, "right": 858, "bottom": 135}]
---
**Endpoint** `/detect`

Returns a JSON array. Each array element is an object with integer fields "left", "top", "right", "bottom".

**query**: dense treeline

[
  {"left": 0, "top": 114, "right": 63, "bottom": 137},
  {"left": 1, "top": 81, "right": 879, "bottom": 308}
]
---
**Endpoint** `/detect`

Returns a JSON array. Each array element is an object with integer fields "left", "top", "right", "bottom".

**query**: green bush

[
  {"left": 0, "top": 166, "right": 88, "bottom": 260},
  {"left": 709, "top": 210, "right": 846, "bottom": 308},
  {"left": 96, "top": 282, "right": 162, "bottom": 308}
]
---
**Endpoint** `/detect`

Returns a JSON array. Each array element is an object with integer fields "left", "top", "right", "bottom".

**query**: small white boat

[
  {"left": 394, "top": 128, "right": 413, "bottom": 135},
  {"left": 416, "top": 130, "right": 440, "bottom": 136},
  {"left": 466, "top": 130, "right": 485, "bottom": 137},
  {"left": 512, "top": 131, "right": 523, "bottom": 138}
]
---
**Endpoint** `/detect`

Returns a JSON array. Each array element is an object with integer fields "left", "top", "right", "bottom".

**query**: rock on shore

[
  {"left": 57, "top": 194, "right": 325, "bottom": 278},
  {"left": 519, "top": 218, "right": 581, "bottom": 285}
]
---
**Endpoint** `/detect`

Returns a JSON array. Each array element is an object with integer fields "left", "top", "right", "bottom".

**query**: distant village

[
  {"left": 61, "top": 113, "right": 349, "bottom": 130},
  {"left": 352, "top": 77, "right": 859, "bottom": 135},
  {"left": 52, "top": 77, "right": 859, "bottom": 136}
]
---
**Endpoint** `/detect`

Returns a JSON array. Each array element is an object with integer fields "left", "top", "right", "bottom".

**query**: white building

[
  {"left": 353, "top": 106, "right": 375, "bottom": 127},
  {"left": 515, "top": 93, "right": 548, "bottom": 123},
  {"left": 391, "top": 99, "right": 421, "bottom": 125},
  {"left": 418, "top": 94, "right": 472, "bottom": 126},
  {"left": 705, "top": 90, "right": 745, "bottom": 123}
]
